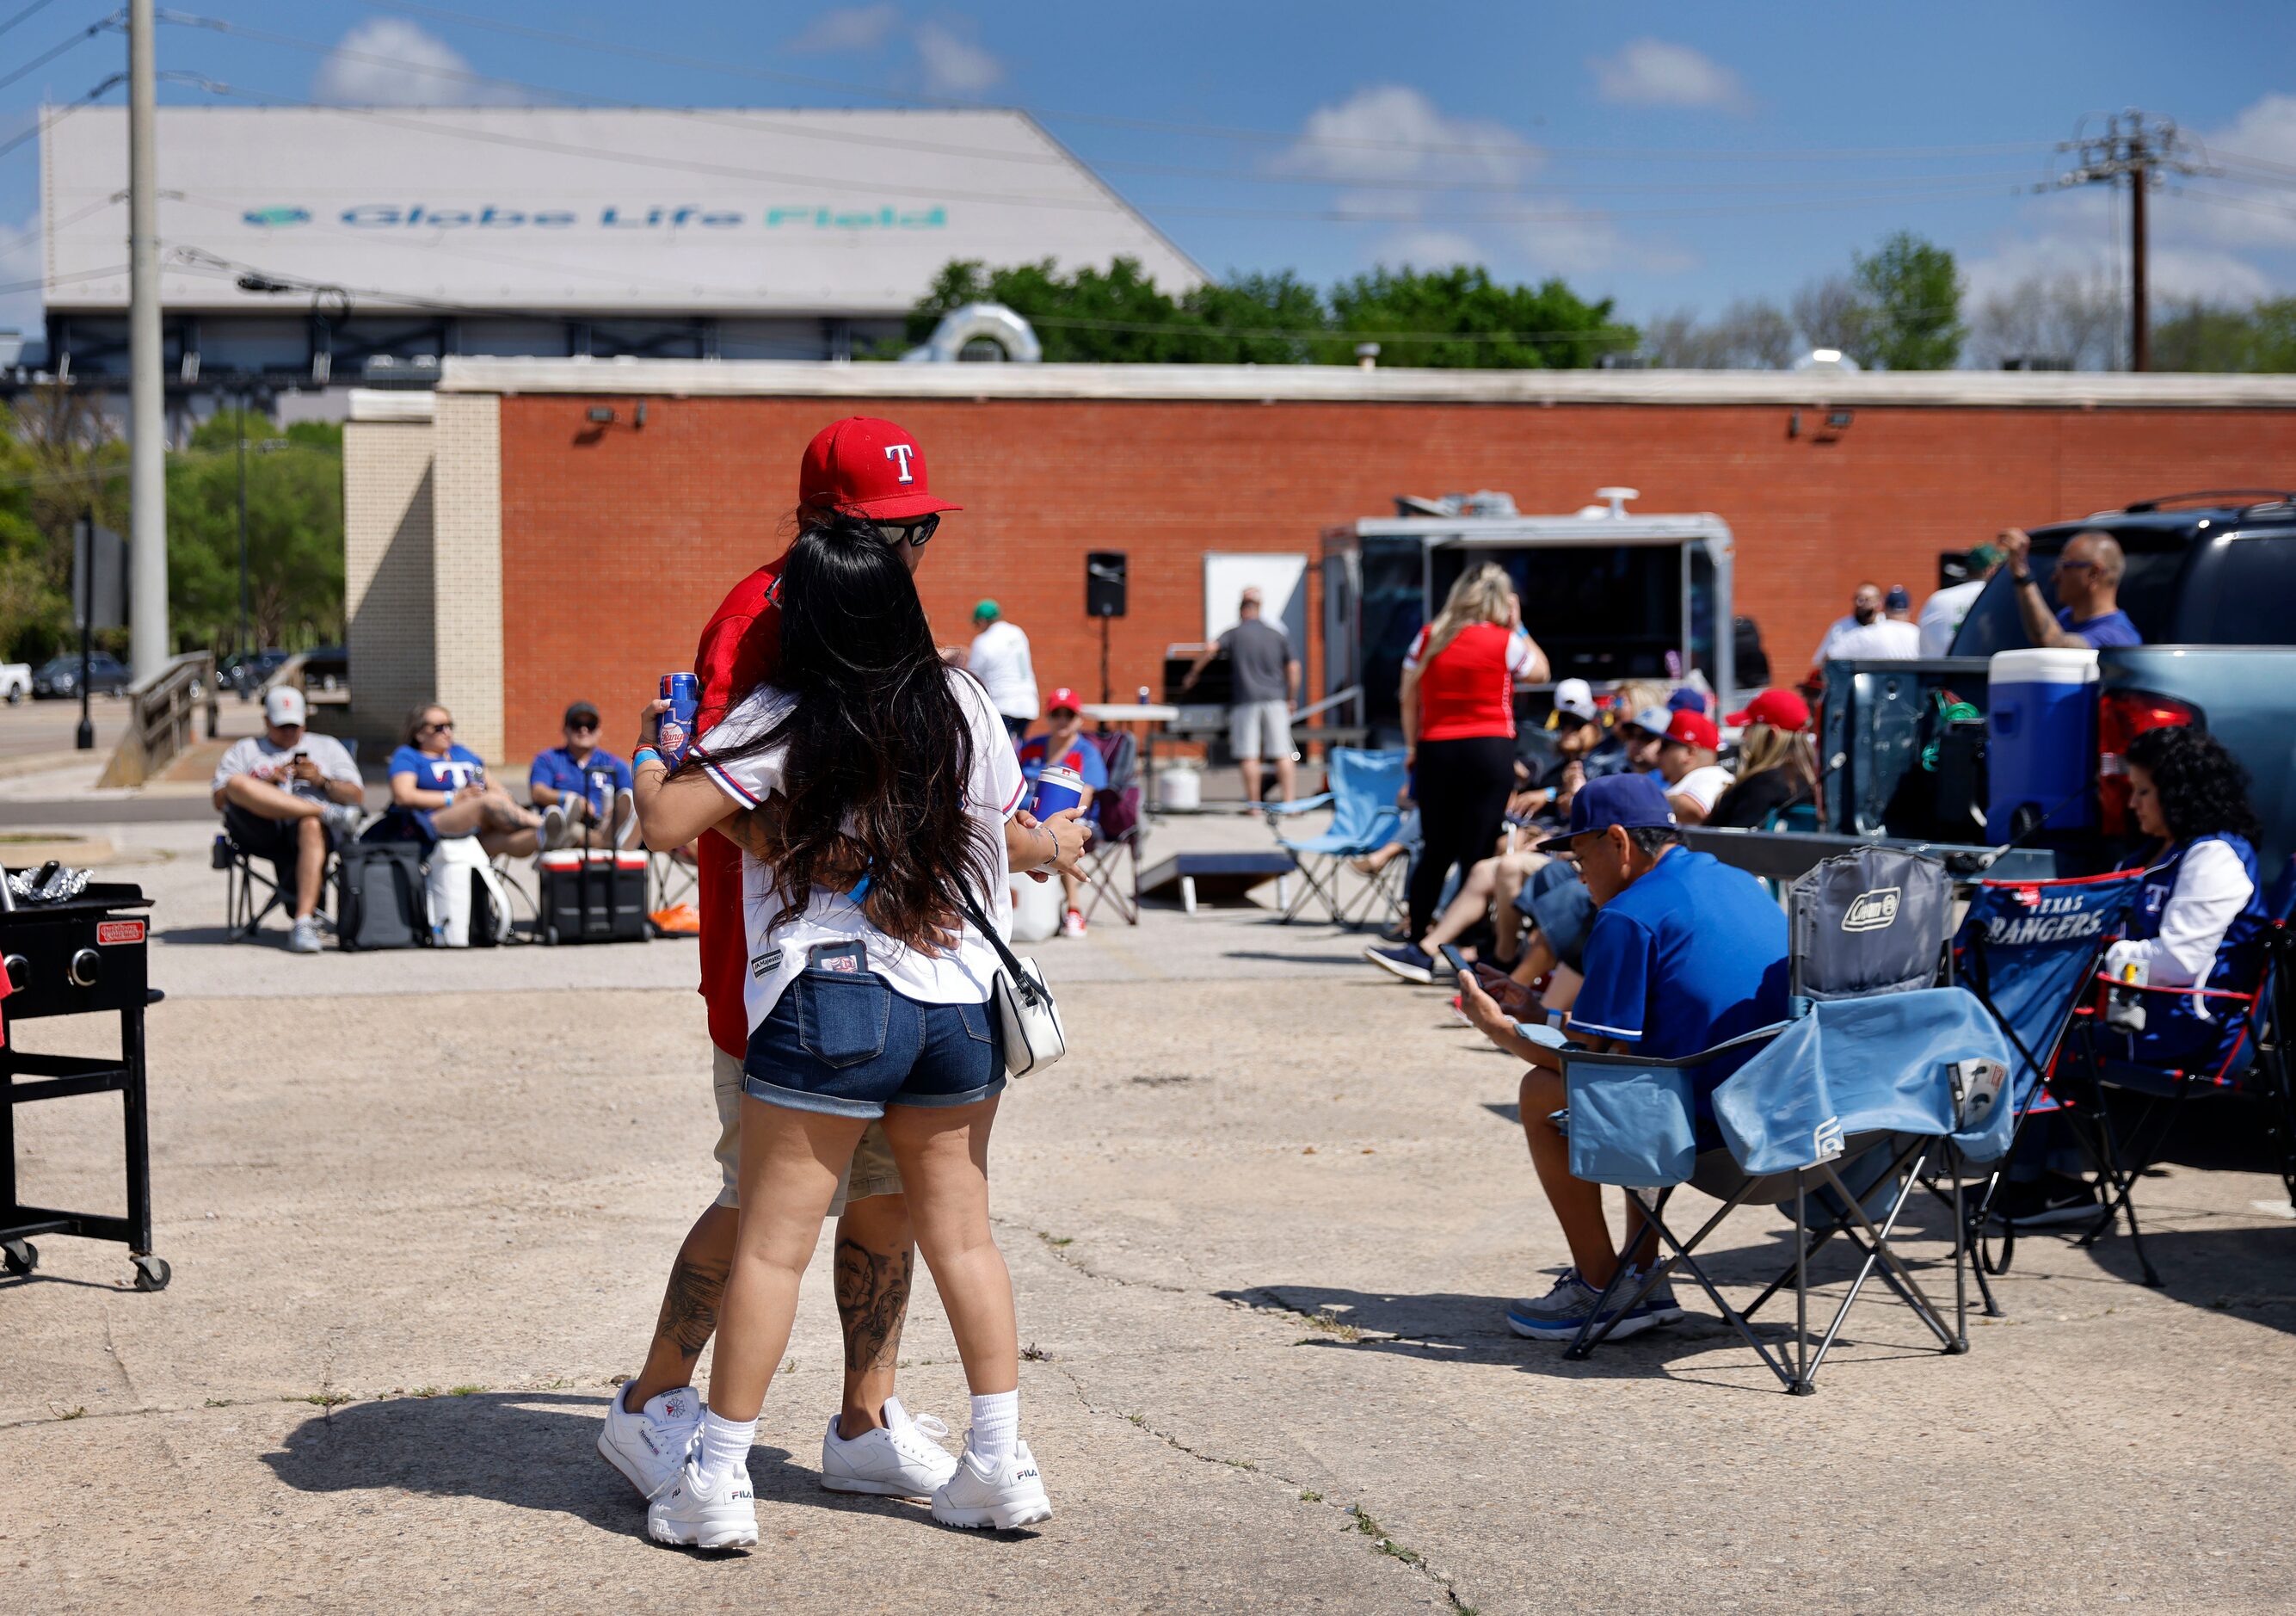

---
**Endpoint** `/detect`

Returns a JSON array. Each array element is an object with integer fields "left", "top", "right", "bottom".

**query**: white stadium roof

[{"left": 40, "top": 105, "right": 1203, "bottom": 317}]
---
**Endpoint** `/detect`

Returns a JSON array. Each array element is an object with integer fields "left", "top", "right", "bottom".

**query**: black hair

[
  {"left": 690, "top": 510, "right": 997, "bottom": 953},
  {"left": 1625, "top": 824, "right": 1684, "bottom": 859},
  {"left": 2126, "top": 725, "right": 2259, "bottom": 845}
]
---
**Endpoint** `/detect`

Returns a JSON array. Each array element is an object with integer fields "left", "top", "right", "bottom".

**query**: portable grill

[{"left": 0, "top": 877, "right": 169, "bottom": 1291}]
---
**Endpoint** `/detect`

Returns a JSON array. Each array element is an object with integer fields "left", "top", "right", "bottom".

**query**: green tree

[
  {"left": 1851, "top": 231, "right": 1965, "bottom": 370},
  {"left": 166, "top": 410, "right": 343, "bottom": 654},
  {"left": 2152, "top": 297, "right": 2296, "bottom": 372},
  {"left": 1329, "top": 265, "right": 1631, "bottom": 369},
  {"left": 0, "top": 386, "right": 126, "bottom": 663}
]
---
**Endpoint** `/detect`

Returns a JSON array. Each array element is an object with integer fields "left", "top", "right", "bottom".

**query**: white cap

[
  {"left": 1552, "top": 677, "right": 1597, "bottom": 723},
  {"left": 263, "top": 685, "right": 307, "bottom": 727},
  {"left": 1626, "top": 706, "right": 1674, "bottom": 738}
]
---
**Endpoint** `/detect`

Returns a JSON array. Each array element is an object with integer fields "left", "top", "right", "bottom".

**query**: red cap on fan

[
  {"left": 1665, "top": 709, "right": 1720, "bottom": 751},
  {"left": 799, "top": 416, "right": 963, "bottom": 521},
  {"left": 1045, "top": 687, "right": 1082, "bottom": 715},
  {"left": 1725, "top": 688, "right": 1811, "bottom": 732}
]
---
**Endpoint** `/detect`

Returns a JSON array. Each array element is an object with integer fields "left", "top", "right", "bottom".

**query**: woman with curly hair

[{"left": 2103, "top": 725, "right": 2272, "bottom": 1073}]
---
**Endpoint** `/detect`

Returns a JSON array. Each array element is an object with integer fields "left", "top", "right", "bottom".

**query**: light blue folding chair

[
  {"left": 1263, "top": 747, "right": 1409, "bottom": 927},
  {"left": 1562, "top": 988, "right": 2010, "bottom": 1394}
]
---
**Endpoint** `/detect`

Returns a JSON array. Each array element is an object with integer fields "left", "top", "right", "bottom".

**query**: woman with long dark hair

[
  {"left": 2102, "top": 725, "right": 2271, "bottom": 1073},
  {"left": 631, "top": 510, "right": 1086, "bottom": 1550}
]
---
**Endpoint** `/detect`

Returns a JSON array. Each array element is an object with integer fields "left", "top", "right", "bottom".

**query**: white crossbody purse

[{"left": 956, "top": 885, "right": 1068, "bottom": 1078}]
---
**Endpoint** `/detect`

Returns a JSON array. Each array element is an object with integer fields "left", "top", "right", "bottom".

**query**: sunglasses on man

[{"left": 875, "top": 513, "right": 939, "bottom": 548}]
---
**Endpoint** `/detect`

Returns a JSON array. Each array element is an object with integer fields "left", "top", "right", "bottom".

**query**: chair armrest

[
  {"left": 1260, "top": 793, "right": 1333, "bottom": 818},
  {"left": 2090, "top": 971, "right": 2259, "bottom": 1008},
  {"left": 1561, "top": 1019, "right": 1796, "bottom": 1075}
]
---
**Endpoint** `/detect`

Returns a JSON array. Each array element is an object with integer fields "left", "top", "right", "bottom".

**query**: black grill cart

[{"left": 0, "top": 879, "right": 169, "bottom": 1291}]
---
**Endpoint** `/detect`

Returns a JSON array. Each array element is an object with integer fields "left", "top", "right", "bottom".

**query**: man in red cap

[
  {"left": 1015, "top": 686, "right": 1108, "bottom": 937},
  {"left": 602, "top": 417, "right": 1065, "bottom": 1505},
  {"left": 1655, "top": 708, "right": 1733, "bottom": 826}
]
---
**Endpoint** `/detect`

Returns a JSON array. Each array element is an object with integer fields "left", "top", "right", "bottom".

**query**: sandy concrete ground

[{"left": 3, "top": 815, "right": 2294, "bottom": 1614}]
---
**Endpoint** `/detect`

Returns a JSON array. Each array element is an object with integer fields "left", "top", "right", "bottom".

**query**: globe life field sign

[{"left": 41, "top": 106, "right": 1200, "bottom": 317}]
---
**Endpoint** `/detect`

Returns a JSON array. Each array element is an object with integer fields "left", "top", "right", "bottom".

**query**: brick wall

[
  {"left": 491, "top": 391, "right": 2296, "bottom": 762},
  {"left": 342, "top": 416, "right": 437, "bottom": 756}
]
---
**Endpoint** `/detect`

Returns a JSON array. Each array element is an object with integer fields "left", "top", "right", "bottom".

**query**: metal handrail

[{"left": 95, "top": 651, "right": 219, "bottom": 788}]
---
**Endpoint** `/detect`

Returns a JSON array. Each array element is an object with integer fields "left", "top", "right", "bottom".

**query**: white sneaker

[
  {"left": 931, "top": 1439, "right": 1052, "bottom": 1531},
  {"left": 646, "top": 1451, "right": 758, "bottom": 1551},
  {"left": 286, "top": 916, "right": 323, "bottom": 954},
  {"left": 1062, "top": 908, "right": 1087, "bottom": 939},
  {"left": 539, "top": 802, "right": 569, "bottom": 852},
  {"left": 323, "top": 802, "right": 364, "bottom": 842},
  {"left": 820, "top": 1396, "right": 959, "bottom": 1498},
  {"left": 612, "top": 786, "right": 640, "bottom": 850},
  {"left": 597, "top": 1383, "right": 703, "bottom": 1500}
]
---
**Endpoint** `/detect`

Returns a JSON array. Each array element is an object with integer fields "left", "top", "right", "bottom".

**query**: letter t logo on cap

[{"left": 884, "top": 442, "right": 916, "bottom": 484}]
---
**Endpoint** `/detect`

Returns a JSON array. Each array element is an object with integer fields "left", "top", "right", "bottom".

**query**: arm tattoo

[
  {"left": 652, "top": 1252, "right": 730, "bottom": 1364},
  {"left": 833, "top": 1237, "right": 914, "bottom": 1372}
]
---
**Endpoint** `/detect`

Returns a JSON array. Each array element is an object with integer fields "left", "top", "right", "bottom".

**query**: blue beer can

[
  {"left": 658, "top": 671, "right": 699, "bottom": 765},
  {"left": 1031, "top": 762, "right": 1086, "bottom": 821}
]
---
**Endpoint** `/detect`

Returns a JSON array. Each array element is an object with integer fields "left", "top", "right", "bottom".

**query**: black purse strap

[{"left": 953, "top": 883, "right": 1046, "bottom": 1002}]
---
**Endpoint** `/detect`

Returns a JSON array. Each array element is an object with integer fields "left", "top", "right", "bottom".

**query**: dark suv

[{"left": 1948, "top": 490, "right": 2296, "bottom": 657}]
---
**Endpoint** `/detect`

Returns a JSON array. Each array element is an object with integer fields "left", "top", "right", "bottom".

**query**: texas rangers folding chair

[
  {"left": 2065, "top": 859, "right": 2296, "bottom": 1286},
  {"left": 1076, "top": 728, "right": 1147, "bottom": 927},
  {"left": 1262, "top": 747, "right": 1408, "bottom": 927}
]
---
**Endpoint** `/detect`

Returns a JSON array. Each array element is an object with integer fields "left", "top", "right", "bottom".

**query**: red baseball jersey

[{"left": 693, "top": 558, "right": 785, "bottom": 1058}]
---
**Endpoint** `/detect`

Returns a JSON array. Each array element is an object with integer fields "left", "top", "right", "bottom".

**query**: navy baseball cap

[
  {"left": 1665, "top": 688, "right": 1708, "bottom": 714},
  {"left": 1537, "top": 772, "right": 1677, "bottom": 852}
]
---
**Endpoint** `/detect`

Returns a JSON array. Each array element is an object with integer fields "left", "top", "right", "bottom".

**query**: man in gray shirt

[
  {"left": 1183, "top": 587, "right": 1302, "bottom": 805},
  {"left": 212, "top": 685, "right": 366, "bottom": 953}
]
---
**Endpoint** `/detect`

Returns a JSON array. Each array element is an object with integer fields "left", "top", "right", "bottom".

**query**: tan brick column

[
  {"left": 430, "top": 391, "right": 506, "bottom": 762},
  {"left": 342, "top": 406, "right": 437, "bottom": 757}
]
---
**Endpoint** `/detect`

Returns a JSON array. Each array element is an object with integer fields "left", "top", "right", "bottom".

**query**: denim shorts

[{"left": 743, "top": 970, "right": 1006, "bottom": 1119}]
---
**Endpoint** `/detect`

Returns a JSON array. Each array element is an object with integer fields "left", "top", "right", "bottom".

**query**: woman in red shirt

[{"left": 1370, "top": 563, "right": 1548, "bottom": 980}]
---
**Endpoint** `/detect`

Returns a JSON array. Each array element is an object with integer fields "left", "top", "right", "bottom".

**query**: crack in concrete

[{"left": 1027, "top": 1237, "right": 1478, "bottom": 1613}]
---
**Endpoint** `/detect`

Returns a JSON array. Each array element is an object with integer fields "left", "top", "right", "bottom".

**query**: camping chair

[
  {"left": 1942, "top": 871, "right": 2145, "bottom": 1309},
  {"left": 214, "top": 738, "right": 360, "bottom": 941},
  {"left": 1077, "top": 728, "right": 1146, "bottom": 927},
  {"left": 2064, "top": 859, "right": 2296, "bottom": 1286},
  {"left": 1560, "top": 988, "right": 2010, "bottom": 1394},
  {"left": 1560, "top": 847, "right": 2003, "bottom": 1393},
  {"left": 1262, "top": 747, "right": 1408, "bottom": 926}
]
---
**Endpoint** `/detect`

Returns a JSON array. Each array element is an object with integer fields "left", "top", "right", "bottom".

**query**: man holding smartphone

[{"left": 210, "top": 685, "right": 365, "bottom": 953}]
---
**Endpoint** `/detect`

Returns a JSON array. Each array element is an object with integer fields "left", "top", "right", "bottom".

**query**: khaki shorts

[{"left": 712, "top": 1046, "right": 903, "bottom": 1212}]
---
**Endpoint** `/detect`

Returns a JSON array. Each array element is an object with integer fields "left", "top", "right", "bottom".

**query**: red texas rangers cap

[{"left": 799, "top": 416, "right": 962, "bottom": 521}]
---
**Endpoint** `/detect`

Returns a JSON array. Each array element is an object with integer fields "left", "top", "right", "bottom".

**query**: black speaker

[{"left": 1086, "top": 551, "right": 1128, "bottom": 618}]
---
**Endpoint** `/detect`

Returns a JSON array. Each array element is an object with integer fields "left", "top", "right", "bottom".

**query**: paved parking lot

[{"left": 2, "top": 815, "right": 2293, "bottom": 1613}]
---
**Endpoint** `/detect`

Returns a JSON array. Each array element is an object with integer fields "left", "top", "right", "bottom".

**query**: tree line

[
  {"left": 0, "top": 388, "right": 344, "bottom": 666},
  {"left": 904, "top": 233, "right": 2296, "bottom": 374}
]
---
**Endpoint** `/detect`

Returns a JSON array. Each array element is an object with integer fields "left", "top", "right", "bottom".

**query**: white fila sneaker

[
  {"left": 820, "top": 1397, "right": 959, "bottom": 1498},
  {"left": 646, "top": 1452, "right": 759, "bottom": 1551},
  {"left": 597, "top": 1383, "right": 703, "bottom": 1500},
  {"left": 930, "top": 1439, "right": 1052, "bottom": 1531}
]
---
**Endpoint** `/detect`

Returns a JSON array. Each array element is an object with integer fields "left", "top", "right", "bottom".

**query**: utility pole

[
  {"left": 2048, "top": 110, "right": 2213, "bottom": 371},
  {"left": 126, "top": 0, "right": 168, "bottom": 682}
]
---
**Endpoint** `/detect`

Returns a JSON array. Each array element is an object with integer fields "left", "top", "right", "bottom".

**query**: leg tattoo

[
  {"left": 652, "top": 1252, "right": 729, "bottom": 1367},
  {"left": 833, "top": 1237, "right": 914, "bottom": 1373}
]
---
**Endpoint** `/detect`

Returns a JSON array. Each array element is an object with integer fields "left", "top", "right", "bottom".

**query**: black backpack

[{"left": 336, "top": 841, "right": 426, "bottom": 951}]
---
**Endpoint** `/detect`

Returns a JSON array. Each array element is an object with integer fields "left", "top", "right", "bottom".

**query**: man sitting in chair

[
  {"left": 1015, "top": 686, "right": 1105, "bottom": 939},
  {"left": 1456, "top": 773, "right": 1788, "bottom": 1342},
  {"left": 530, "top": 700, "right": 637, "bottom": 848},
  {"left": 211, "top": 685, "right": 366, "bottom": 953}
]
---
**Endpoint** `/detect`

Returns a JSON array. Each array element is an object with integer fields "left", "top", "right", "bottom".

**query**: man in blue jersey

[
  {"left": 1457, "top": 773, "right": 1789, "bottom": 1342},
  {"left": 530, "top": 700, "right": 637, "bottom": 848},
  {"left": 2000, "top": 527, "right": 2142, "bottom": 650}
]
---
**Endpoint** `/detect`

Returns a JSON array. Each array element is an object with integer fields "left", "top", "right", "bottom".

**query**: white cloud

[
  {"left": 1371, "top": 229, "right": 1482, "bottom": 270},
  {"left": 789, "top": 4, "right": 901, "bottom": 53},
  {"left": 914, "top": 20, "right": 1001, "bottom": 95},
  {"left": 1590, "top": 39, "right": 1752, "bottom": 114},
  {"left": 1275, "top": 84, "right": 1536, "bottom": 188},
  {"left": 312, "top": 18, "right": 517, "bottom": 107}
]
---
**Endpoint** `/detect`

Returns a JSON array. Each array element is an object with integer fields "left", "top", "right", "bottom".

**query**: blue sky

[{"left": 5, "top": 0, "right": 2295, "bottom": 339}]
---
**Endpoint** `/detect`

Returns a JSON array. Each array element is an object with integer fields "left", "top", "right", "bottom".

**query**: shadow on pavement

[
  {"left": 157, "top": 924, "right": 270, "bottom": 947},
  {"left": 259, "top": 1391, "right": 949, "bottom": 1535}
]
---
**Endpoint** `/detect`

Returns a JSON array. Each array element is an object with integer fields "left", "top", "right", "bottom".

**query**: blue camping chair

[
  {"left": 1263, "top": 747, "right": 1409, "bottom": 926},
  {"left": 1561, "top": 989, "right": 2011, "bottom": 1394},
  {"left": 2066, "top": 858, "right": 2296, "bottom": 1286},
  {"left": 1945, "top": 871, "right": 2145, "bottom": 1309}
]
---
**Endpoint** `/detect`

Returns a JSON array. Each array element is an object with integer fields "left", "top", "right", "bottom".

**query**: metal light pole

[
  {"left": 126, "top": 0, "right": 168, "bottom": 682},
  {"left": 236, "top": 386, "right": 249, "bottom": 657}
]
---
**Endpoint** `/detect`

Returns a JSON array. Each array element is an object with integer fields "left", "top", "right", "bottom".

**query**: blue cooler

[{"left": 1985, "top": 647, "right": 2098, "bottom": 842}]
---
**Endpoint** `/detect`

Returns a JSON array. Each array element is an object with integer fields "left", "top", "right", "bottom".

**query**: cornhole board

[{"left": 1138, "top": 851, "right": 1296, "bottom": 914}]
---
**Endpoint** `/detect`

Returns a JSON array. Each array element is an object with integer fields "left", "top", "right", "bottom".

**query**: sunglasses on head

[{"left": 874, "top": 513, "right": 940, "bottom": 548}]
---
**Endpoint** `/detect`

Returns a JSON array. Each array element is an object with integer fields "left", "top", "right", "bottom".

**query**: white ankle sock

[
  {"left": 697, "top": 1409, "right": 755, "bottom": 1481},
  {"left": 969, "top": 1390, "right": 1019, "bottom": 1465}
]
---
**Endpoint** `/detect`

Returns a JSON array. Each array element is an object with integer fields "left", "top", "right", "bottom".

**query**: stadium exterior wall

[{"left": 346, "top": 362, "right": 2296, "bottom": 764}]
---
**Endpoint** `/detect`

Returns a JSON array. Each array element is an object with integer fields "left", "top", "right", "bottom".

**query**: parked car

[
  {"left": 220, "top": 649, "right": 288, "bottom": 700},
  {"left": 0, "top": 663, "right": 28, "bottom": 703},
  {"left": 33, "top": 652, "right": 132, "bottom": 699}
]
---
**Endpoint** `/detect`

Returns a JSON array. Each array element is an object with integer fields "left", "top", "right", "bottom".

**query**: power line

[
  {"left": 0, "top": 9, "right": 118, "bottom": 95},
  {"left": 0, "top": 0, "right": 61, "bottom": 42},
  {"left": 0, "top": 71, "right": 122, "bottom": 160},
  {"left": 2040, "top": 110, "right": 2216, "bottom": 371}
]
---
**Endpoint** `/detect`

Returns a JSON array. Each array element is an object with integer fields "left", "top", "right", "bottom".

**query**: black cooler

[{"left": 0, "top": 878, "right": 169, "bottom": 1290}]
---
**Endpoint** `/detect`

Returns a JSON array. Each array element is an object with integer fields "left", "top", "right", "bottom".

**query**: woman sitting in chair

[
  {"left": 385, "top": 701, "right": 551, "bottom": 857},
  {"left": 2102, "top": 725, "right": 2272, "bottom": 1073}
]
